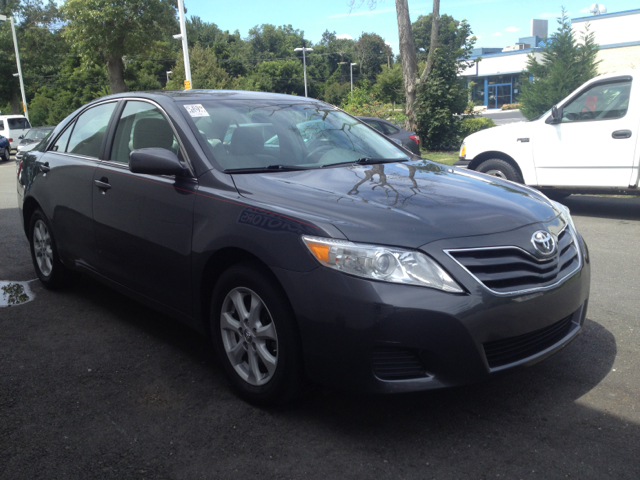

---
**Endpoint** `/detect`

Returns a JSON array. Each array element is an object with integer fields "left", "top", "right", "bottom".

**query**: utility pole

[
  {"left": 294, "top": 47, "right": 313, "bottom": 97},
  {"left": 0, "top": 14, "right": 29, "bottom": 121},
  {"left": 173, "top": 0, "right": 192, "bottom": 89},
  {"left": 339, "top": 62, "right": 357, "bottom": 99}
]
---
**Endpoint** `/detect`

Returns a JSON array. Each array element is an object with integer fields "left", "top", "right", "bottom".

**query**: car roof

[
  {"left": 94, "top": 89, "right": 326, "bottom": 103},
  {"left": 0, "top": 115, "right": 28, "bottom": 119}
]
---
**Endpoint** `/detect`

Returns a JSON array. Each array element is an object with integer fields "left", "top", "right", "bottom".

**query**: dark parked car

[
  {"left": 0, "top": 135, "right": 9, "bottom": 161},
  {"left": 357, "top": 116, "right": 421, "bottom": 155},
  {"left": 17, "top": 91, "right": 590, "bottom": 405}
]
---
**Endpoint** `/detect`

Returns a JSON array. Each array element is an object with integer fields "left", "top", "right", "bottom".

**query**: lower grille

[
  {"left": 372, "top": 347, "right": 427, "bottom": 380},
  {"left": 483, "top": 314, "right": 574, "bottom": 369}
]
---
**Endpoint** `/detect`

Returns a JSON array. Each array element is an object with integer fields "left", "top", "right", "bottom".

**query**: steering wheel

[
  {"left": 304, "top": 145, "right": 333, "bottom": 163},
  {"left": 579, "top": 110, "right": 595, "bottom": 120}
]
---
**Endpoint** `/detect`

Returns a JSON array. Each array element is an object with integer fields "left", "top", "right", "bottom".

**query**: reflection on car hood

[{"left": 232, "top": 160, "right": 557, "bottom": 248}]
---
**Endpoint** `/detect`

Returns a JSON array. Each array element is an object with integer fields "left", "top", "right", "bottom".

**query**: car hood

[
  {"left": 466, "top": 119, "right": 532, "bottom": 143},
  {"left": 231, "top": 161, "right": 558, "bottom": 248}
]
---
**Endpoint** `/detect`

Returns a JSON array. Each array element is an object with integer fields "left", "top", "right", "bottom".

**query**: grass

[{"left": 420, "top": 151, "right": 459, "bottom": 166}]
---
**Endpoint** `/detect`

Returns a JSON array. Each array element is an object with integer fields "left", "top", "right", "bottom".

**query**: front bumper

[
  {"left": 272, "top": 231, "right": 590, "bottom": 394},
  {"left": 454, "top": 158, "right": 471, "bottom": 168}
]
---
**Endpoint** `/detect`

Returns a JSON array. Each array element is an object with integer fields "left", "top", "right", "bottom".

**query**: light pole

[
  {"left": 172, "top": 0, "right": 192, "bottom": 89},
  {"left": 0, "top": 14, "right": 29, "bottom": 121},
  {"left": 339, "top": 62, "right": 358, "bottom": 99},
  {"left": 294, "top": 47, "right": 313, "bottom": 97}
]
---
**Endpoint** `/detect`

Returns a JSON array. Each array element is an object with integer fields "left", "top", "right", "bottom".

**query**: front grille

[
  {"left": 446, "top": 227, "right": 580, "bottom": 295},
  {"left": 483, "top": 314, "right": 574, "bottom": 369},
  {"left": 372, "top": 347, "right": 427, "bottom": 380}
]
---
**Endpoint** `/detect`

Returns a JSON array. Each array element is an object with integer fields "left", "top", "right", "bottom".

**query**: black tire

[
  {"left": 28, "top": 209, "right": 74, "bottom": 289},
  {"left": 2, "top": 148, "right": 9, "bottom": 161},
  {"left": 476, "top": 158, "right": 523, "bottom": 183},
  {"left": 211, "top": 263, "right": 305, "bottom": 406}
]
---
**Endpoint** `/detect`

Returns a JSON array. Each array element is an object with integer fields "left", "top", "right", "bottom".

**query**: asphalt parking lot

[{"left": 1, "top": 158, "right": 640, "bottom": 479}]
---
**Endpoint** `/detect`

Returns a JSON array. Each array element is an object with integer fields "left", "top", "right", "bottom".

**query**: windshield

[
  {"left": 24, "top": 128, "right": 53, "bottom": 140},
  {"left": 179, "top": 99, "right": 409, "bottom": 171}
]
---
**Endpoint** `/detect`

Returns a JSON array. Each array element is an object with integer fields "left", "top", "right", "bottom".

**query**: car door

[
  {"left": 92, "top": 99, "right": 197, "bottom": 315},
  {"left": 33, "top": 101, "right": 118, "bottom": 270},
  {"left": 533, "top": 77, "right": 637, "bottom": 188}
]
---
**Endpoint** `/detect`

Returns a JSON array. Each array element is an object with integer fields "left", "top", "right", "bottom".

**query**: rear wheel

[
  {"left": 28, "top": 209, "right": 74, "bottom": 289},
  {"left": 476, "top": 158, "right": 523, "bottom": 183},
  {"left": 211, "top": 263, "right": 305, "bottom": 405},
  {"left": 2, "top": 148, "right": 9, "bottom": 161}
]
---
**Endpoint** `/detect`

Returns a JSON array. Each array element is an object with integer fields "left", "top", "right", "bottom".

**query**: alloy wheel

[
  {"left": 33, "top": 219, "right": 53, "bottom": 276},
  {"left": 220, "top": 287, "right": 279, "bottom": 386}
]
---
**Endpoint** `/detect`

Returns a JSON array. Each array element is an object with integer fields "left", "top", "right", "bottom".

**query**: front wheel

[
  {"left": 211, "top": 263, "right": 305, "bottom": 405},
  {"left": 476, "top": 158, "right": 523, "bottom": 183}
]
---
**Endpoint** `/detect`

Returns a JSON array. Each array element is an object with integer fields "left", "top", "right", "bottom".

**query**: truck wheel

[{"left": 476, "top": 159, "right": 523, "bottom": 183}]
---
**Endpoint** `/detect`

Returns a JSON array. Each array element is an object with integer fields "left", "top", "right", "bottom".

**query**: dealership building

[{"left": 461, "top": 8, "right": 640, "bottom": 109}]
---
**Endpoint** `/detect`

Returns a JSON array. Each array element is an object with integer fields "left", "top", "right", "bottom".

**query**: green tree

[
  {"left": 61, "top": 0, "right": 178, "bottom": 94},
  {"left": 248, "top": 59, "right": 307, "bottom": 96},
  {"left": 373, "top": 64, "right": 404, "bottom": 104},
  {"left": 519, "top": 10, "right": 599, "bottom": 120},
  {"left": 354, "top": 32, "right": 392, "bottom": 78},
  {"left": 414, "top": 26, "right": 474, "bottom": 150},
  {"left": 167, "top": 44, "right": 239, "bottom": 90},
  {"left": 412, "top": 13, "right": 468, "bottom": 63},
  {"left": 246, "top": 24, "right": 305, "bottom": 59}
]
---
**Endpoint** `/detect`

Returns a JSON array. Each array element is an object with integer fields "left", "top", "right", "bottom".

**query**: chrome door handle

[
  {"left": 94, "top": 179, "right": 111, "bottom": 190},
  {"left": 612, "top": 130, "right": 632, "bottom": 139}
]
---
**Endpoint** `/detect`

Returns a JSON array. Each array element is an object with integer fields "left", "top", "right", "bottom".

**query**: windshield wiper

[
  {"left": 321, "top": 157, "right": 409, "bottom": 168},
  {"left": 224, "top": 164, "right": 315, "bottom": 174}
]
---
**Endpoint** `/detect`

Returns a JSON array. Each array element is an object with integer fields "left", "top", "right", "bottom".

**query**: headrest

[
  {"left": 229, "top": 127, "right": 264, "bottom": 155},
  {"left": 132, "top": 118, "right": 174, "bottom": 151}
]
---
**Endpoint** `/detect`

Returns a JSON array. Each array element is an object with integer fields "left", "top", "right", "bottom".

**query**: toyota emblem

[{"left": 531, "top": 230, "right": 556, "bottom": 256}]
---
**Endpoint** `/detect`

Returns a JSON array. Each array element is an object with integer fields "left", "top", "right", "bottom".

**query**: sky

[{"left": 182, "top": 0, "right": 640, "bottom": 57}]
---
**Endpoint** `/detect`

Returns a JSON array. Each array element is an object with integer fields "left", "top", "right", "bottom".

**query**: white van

[{"left": 0, "top": 115, "right": 32, "bottom": 150}]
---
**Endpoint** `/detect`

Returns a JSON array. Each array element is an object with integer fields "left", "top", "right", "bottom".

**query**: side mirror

[
  {"left": 546, "top": 105, "right": 562, "bottom": 124},
  {"left": 129, "top": 148, "right": 190, "bottom": 176},
  {"left": 19, "top": 135, "right": 24, "bottom": 139}
]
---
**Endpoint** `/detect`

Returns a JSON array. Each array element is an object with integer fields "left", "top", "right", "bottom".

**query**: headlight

[
  {"left": 550, "top": 200, "right": 576, "bottom": 232},
  {"left": 302, "top": 235, "right": 463, "bottom": 293},
  {"left": 459, "top": 143, "right": 466, "bottom": 158}
]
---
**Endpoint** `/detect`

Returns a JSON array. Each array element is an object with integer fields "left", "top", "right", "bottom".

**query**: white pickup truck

[{"left": 455, "top": 70, "right": 639, "bottom": 198}]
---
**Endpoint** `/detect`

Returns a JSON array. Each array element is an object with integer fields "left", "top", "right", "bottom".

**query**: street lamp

[
  {"left": 173, "top": 0, "right": 192, "bottom": 89},
  {"left": 0, "top": 14, "right": 29, "bottom": 121},
  {"left": 166, "top": 71, "right": 173, "bottom": 83},
  {"left": 294, "top": 47, "right": 313, "bottom": 97},
  {"left": 339, "top": 62, "right": 358, "bottom": 99}
]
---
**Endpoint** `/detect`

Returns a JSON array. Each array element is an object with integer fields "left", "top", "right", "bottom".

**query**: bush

[
  {"left": 460, "top": 117, "right": 496, "bottom": 137},
  {"left": 500, "top": 103, "right": 521, "bottom": 111}
]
